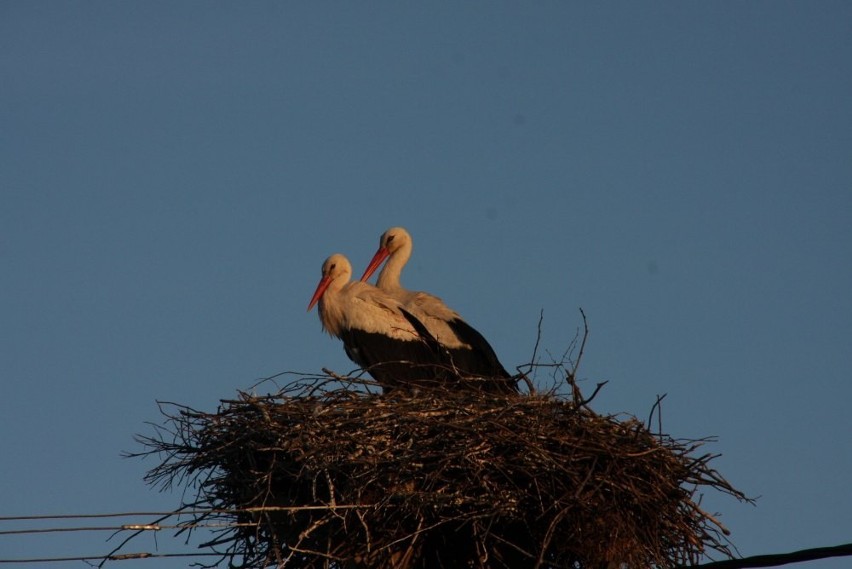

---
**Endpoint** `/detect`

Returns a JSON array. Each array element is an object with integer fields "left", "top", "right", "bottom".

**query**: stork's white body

[
  {"left": 314, "top": 256, "right": 420, "bottom": 341},
  {"left": 308, "top": 254, "right": 451, "bottom": 392},
  {"left": 360, "top": 227, "right": 516, "bottom": 393}
]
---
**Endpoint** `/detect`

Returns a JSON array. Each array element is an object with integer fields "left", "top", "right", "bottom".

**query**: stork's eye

[{"left": 386, "top": 235, "right": 395, "bottom": 244}]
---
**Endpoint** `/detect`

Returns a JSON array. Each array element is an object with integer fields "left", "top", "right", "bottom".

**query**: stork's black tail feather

[
  {"left": 402, "top": 308, "right": 518, "bottom": 395},
  {"left": 400, "top": 308, "right": 449, "bottom": 358}
]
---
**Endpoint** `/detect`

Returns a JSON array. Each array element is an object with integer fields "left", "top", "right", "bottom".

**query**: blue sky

[{"left": 2, "top": 2, "right": 851, "bottom": 566}]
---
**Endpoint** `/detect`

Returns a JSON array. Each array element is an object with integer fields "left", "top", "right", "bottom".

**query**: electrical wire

[{"left": 3, "top": 510, "right": 850, "bottom": 567}]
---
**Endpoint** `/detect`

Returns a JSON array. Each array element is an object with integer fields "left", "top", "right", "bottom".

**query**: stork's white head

[
  {"left": 308, "top": 253, "right": 352, "bottom": 311},
  {"left": 360, "top": 226, "right": 413, "bottom": 283},
  {"left": 380, "top": 226, "right": 412, "bottom": 255}
]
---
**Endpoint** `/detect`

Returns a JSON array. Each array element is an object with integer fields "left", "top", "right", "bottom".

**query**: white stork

[
  {"left": 308, "top": 253, "right": 456, "bottom": 392},
  {"left": 360, "top": 227, "right": 517, "bottom": 393}
]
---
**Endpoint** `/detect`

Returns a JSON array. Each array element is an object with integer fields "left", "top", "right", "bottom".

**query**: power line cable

[
  {"left": 0, "top": 552, "right": 223, "bottom": 564},
  {"left": 0, "top": 504, "right": 366, "bottom": 522},
  {"left": 688, "top": 542, "right": 852, "bottom": 568}
]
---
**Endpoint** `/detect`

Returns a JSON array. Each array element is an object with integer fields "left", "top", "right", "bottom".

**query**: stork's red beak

[
  {"left": 307, "top": 275, "right": 332, "bottom": 311},
  {"left": 359, "top": 247, "right": 390, "bottom": 282}
]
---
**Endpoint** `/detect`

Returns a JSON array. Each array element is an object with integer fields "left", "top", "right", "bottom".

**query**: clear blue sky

[{"left": 2, "top": 2, "right": 851, "bottom": 566}]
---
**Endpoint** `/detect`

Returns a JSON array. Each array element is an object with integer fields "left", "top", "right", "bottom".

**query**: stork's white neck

[
  {"left": 377, "top": 239, "right": 411, "bottom": 292},
  {"left": 318, "top": 271, "right": 349, "bottom": 337}
]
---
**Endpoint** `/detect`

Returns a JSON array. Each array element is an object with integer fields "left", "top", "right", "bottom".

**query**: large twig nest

[{"left": 135, "top": 371, "right": 748, "bottom": 569}]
